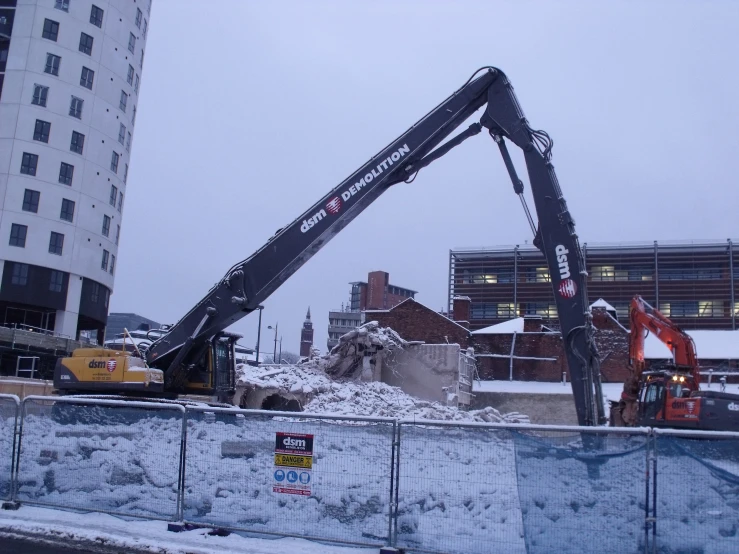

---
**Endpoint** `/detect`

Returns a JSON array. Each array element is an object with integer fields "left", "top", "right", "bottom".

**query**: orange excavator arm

[{"left": 629, "top": 295, "right": 700, "bottom": 385}]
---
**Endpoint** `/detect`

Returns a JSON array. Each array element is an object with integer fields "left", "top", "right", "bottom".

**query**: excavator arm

[
  {"left": 629, "top": 296, "right": 699, "bottom": 382},
  {"left": 146, "top": 66, "right": 605, "bottom": 426}
]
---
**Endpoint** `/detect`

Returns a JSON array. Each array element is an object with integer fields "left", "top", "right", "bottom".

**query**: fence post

[
  {"left": 10, "top": 398, "right": 27, "bottom": 505},
  {"left": 651, "top": 432, "right": 657, "bottom": 554},
  {"left": 176, "top": 408, "right": 188, "bottom": 521},
  {"left": 391, "top": 422, "right": 401, "bottom": 547}
]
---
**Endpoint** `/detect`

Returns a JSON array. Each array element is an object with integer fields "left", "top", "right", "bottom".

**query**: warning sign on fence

[{"left": 273, "top": 432, "right": 313, "bottom": 496}]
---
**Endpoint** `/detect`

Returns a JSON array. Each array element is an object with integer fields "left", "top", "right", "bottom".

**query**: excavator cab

[
  {"left": 639, "top": 377, "right": 666, "bottom": 423},
  {"left": 180, "top": 332, "right": 239, "bottom": 403}
]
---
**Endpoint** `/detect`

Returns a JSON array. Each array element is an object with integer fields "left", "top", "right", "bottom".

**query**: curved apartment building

[{"left": 0, "top": 0, "right": 150, "bottom": 343}]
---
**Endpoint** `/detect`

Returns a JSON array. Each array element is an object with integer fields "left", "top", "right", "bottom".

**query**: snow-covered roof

[
  {"left": 589, "top": 298, "right": 616, "bottom": 312},
  {"left": 471, "top": 317, "right": 525, "bottom": 335},
  {"left": 364, "top": 298, "right": 472, "bottom": 334},
  {"left": 644, "top": 329, "right": 739, "bottom": 360}
]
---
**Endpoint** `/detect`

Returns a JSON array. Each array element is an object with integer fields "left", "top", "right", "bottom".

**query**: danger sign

[{"left": 273, "top": 432, "right": 314, "bottom": 496}]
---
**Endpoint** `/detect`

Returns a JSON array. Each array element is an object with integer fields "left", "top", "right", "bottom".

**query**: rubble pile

[{"left": 236, "top": 363, "right": 529, "bottom": 424}]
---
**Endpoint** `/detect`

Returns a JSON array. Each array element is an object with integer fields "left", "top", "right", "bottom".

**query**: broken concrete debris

[{"left": 236, "top": 322, "right": 529, "bottom": 424}]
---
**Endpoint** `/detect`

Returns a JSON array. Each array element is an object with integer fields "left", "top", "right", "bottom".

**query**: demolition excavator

[
  {"left": 54, "top": 66, "right": 607, "bottom": 427},
  {"left": 610, "top": 295, "right": 739, "bottom": 431}
]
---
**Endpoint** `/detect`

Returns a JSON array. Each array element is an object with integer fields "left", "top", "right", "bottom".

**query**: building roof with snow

[
  {"left": 589, "top": 298, "right": 617, "bottom": 312},
  {"left": 471, "top": 318, "right": 525, "bottom": 335},
  {"left": 644, "top": 329, "right": 739, "bottom": 361}
]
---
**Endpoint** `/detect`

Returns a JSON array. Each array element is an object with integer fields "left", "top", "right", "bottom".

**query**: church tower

[{"left": 300, "top": 307, "right": 314, "bottom": 357}]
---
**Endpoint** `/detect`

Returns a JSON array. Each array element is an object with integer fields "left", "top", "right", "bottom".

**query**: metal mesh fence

[
  {"left": 395, "top": 422, "right": 650, "bottom": 554},
  {"left": 511, "top": 426, "right": 650, "bottom": 554},
  {"left": 0, "top": 394, "right": 20, "bottom": 501},
  {"left": 182, "top": 408, "right": 395, "bottom": 547},
  {"left": 653, "top": 430, "right": 739, "bottom": 553},
  {"left": 394, "top": 422, "right": 526, "bottom": 554},
  {"left": 15, "top": 396, "right": 184, "bottom": 520}
]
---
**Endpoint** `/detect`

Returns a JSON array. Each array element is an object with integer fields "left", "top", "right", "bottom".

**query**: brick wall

[
  {"left": 366, "top": 271, "right": 388, "bottom": 310},
  {"left": 366, "top": 299, "right": 471, "bottom": 347},
  {"left": 471, "top": 308, "right": 632, "bottom": 382}
]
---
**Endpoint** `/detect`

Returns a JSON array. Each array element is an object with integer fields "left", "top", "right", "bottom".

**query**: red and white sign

[
  {"left": 106, "top": 359, "right": 117, "bottom": 373},
  {"left": 558, "top": 278, "right": 577, "bottom": 298},
  {"left": 325, "top": 197, "right": 342, "bottom": 214},
  {"left": 686, "top": 401, "right": 696, "bottom": 414}
]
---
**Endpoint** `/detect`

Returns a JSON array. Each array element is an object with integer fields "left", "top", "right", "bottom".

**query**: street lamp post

[
  {"left": 255, "top": 305, "right": 264, "bottom": 366},
  {"left": 267, "top": 323, "right": 278, "bottom": 363},
  {"left": 278, "top": 336, "right": 283, "bottom": 364}
]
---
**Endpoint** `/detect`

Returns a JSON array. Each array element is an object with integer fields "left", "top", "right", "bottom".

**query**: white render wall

[{"left": 0, "top": 0, "right": 151, "bottom": 336}]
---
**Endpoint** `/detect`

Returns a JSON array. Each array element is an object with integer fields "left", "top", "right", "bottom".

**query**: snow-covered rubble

[{"left": 238, "top": 363, "right": 528, "bottom": 424}]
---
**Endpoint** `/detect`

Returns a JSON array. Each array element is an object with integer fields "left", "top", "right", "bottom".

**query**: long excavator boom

[{"left": 145, "top": 67, "right": 606, "bottom": 426}]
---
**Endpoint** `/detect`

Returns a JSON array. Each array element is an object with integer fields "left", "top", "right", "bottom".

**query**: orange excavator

[{"left": 610, "top": 296, "right": 739, "bottom": 431}]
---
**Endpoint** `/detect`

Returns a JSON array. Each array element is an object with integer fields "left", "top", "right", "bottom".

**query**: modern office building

[
  {"left": 104, "top": 311, "right": 159, "bottom": 341},
  {"left": 0, "top": 0, "right": 151, "bottom": 343},
  {"left": 327, "top": 270, "right": 417, "bottom": 350},
  {"left": 449, "top": 239, "right": 739, "bottom": 331}
]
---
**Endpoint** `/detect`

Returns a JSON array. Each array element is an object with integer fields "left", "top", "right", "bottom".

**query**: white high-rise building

[{"left": 0, "top": 0, "right": 151, "bottom": 343}]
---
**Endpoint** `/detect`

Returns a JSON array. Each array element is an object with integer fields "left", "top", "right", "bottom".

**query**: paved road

[{"left": 0, "top": 537, "right": 100, "bottom": 553}]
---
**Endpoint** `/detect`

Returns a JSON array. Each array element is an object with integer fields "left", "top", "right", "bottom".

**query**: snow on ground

[
  {"left": 239, "top": 364, "right": 529, "bottom": 423},
  {"left": 473, "top": 379, "right": 625, "bottom": 401},
  {"left": 0, "top": 505, "right": 374, "bottom": 554}
]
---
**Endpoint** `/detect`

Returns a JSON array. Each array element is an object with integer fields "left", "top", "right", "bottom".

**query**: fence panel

[
  {"left": 394, "top": 421, "right": 526, "bottom": 554},
  {"left": 15, "top": 396, "right": 184, "bottom": 520},
  {"left": 654, "top": 429, "right": 739, "bottom": 553},
  {"left": 182, "top": 407, "right": 395, "bottom": 547},
  {"left": 395, "top": 422, "right": 650, "bottom": 554},
  {"left": 511, "top": 426, "right": 650, "bottom": 554},
  {"left": 0, "top": 394, "right": 20, "bottom": 501}
]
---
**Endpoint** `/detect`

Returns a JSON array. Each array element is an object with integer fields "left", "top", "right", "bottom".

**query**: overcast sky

[{"left": 110, "top": 0, "right": 739, "bottom": 357}]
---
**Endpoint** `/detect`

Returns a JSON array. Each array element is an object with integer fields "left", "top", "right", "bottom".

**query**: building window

[
  {"left": 69, "top": 96, "right": 83, "bottom": 119},
  {"left": 44, "top": 53, "right": 60, "bottom": 76},
  {"left": 118, "top": 192, "right": 123, "bottom": 212},
  {"left": 118, "top": 123, "right": 126, "bottom": 145},
  {"left": 33, "top": 119, "right": 51, "bottom": 143},
  {"left": 110, "top": 151, "right": 119, "bottom": 173},
  {"left": 12, "top": 263, "right": 29, "bottom": 286},
  {"left": 628, "top": 267, "right": 653, "bottom": 281},
  {"left": 91, "top": 282, "right": 100, "bottom": 302},
  {"left": 54, "top": 0, "right": 69, "bottom": 12},
  {"left": 128, "top": 32, "right": 136, "bottom": 53},
  {"left": 135, "top": 8, "right": 143, "bottom": 28},
  {"left": 123, "top": 163, "right": 128, "bottom": 183},
  {"left": 42, "top": 19, "right": 59, "bottom": 42},
  {"left": 90, "top": 5, "right": 104, "bottom": 28},
  {"left": 659, "top": 301, "right": 699, "bottom": 318},
  {"left": 134, "top": 74, "right": 139, "bottom": 93},
  {"left": 127, "top": 64, "right": 134, "bottom": 85},
  {"left": 70, "top": 131, "right": 84, "bottom": 154},
  {"left": 497, "top": 303, "right": 518, "bottom": 317},
  {"left": 110, "top": 254, "right": 115, "bottom": 275},
  {"left": 10, "top": 224, "right": 27, "bottom": 248},
  {"left": 80, "top": 67, "right": 94, "bottom": 89},
  {"left": 524, "top": 267, "right": 550, "bottom": 283},
  {"left": 119, "top": 90, "right": 127, "bottom": 112},
  {"left": 101, "top": 250, "right": 109, "bottom": 271},
  {"left": 49, "top": 231, "right": 64, "bottom": 255},
  {"left": 126, "top": 132, "right": 131, "bottom": 152},
  {"left": 109, "top": 184, "right": 117, "bottom": 206},
  {"left": 698, "top": 300, "right": 723, "bottom": 317},
  {"left": 20, "top": 152, "right": 38, "bottom": 176},
  {"left": 115, "top": 224, "right": 120, "bottom": 245},
  {"left": 60, "top": 198, "right": 75, "bottom": 222},
  {"left": 58, "top": 162, "right": 74, "bottom": 185},
  {"left": 132, "top": 104, "right": 136, "bottom": 125},
  {"left": 22, "top": 189, "right": 40, "bottom": 213},
  {"left": 139, "top": 49, "right": 144, "bottom": 67},
  {"left": 50, "top": 270, "right": 64, "bottom": 292},
  {"left": 79, "top": 32, "right": 93, "bottom": 56},
  {"left": 142, "top": 19, "right": 147, "bottom": 37},
  {"left": 102, "top": 214, "right": 110, "bottom": 237},
  {"left": 32, "top": 84, "right": 49, "bottom": 107}
]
